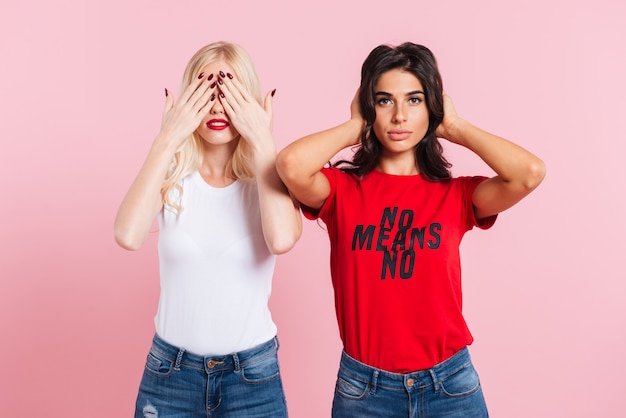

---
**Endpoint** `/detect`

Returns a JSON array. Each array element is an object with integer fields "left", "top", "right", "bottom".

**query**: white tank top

[{"left": 154, "top": 171, "right": 277, "bottom": 355}]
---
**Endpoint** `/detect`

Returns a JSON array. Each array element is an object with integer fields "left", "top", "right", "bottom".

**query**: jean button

[
  {"left": 207, "top": 360, "right": 216, "bottom": 368},
  {"left": 407, "top": 378, "right": 415, "bottom": 387}
]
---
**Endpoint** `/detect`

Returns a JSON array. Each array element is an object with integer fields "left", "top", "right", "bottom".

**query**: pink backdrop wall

[{"left": 1, "top": 0, "right": 625, "bottom": 416}]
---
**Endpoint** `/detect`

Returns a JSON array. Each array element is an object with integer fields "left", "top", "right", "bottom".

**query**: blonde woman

[{"left": 115, "top": 41, "right": 301, "bottom": 417}]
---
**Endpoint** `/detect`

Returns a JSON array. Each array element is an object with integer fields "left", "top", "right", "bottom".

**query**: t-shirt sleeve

[
  {"left": 300, "top": 167, "right": 338, "bottom": 222},
  {"left": 461, "top": 176, "right": 497, "bottom": 230}
]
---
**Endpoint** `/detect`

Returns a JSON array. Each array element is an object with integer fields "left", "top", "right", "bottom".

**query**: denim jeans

[
  {"left": 331, "top": 347, "right": 488, "bottom": 418},
  {"left": 134, "top": 334, "right": 288, "bottom": 418}
]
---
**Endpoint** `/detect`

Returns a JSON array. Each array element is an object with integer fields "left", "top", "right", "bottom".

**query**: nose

[
  {"left": 392, "top": 103, "right": 407, "bottom": 123},
  {"left": 210, "top": 96, "right": 225, "bottom": 114}
]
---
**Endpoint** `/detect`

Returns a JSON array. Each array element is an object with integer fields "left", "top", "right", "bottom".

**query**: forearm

[
  {"left": 449, "top": 119, "right": 545, "bottom": 189},
  {"left": 276, "top": 119, "right": 361, "bottom": 205},
  {"left": 280, "top": 119, "right": 360, "bottom": 177},
  {"left": 114, "top": 136, "right": 177, "bottom": 250},
  {"left": 253, "top": 142, "right": 302, "bottom": 255}
]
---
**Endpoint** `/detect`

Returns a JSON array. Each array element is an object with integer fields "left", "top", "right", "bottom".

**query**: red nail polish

[
  {"left": 208, "top": 73, "right": 214, "bottom": 81},
  {"left": 219, "top": 71, "right": 225, "bottom": 78},
  {"left": 220, "top": 92, "right": 225, "bottom": 98},
  {"left": 165, "top": 88, "right": 168, "bottom": 97},
  {"left": 210, "top": 82, "right": 217, "bottom": 88},
  {"left": 271, "top": 89, "right": 276, "bottom": 97},
  {"left": 218, "top": 78, "right": 223, "bottom": 85},
  {"left": 198, "top": 72, "right": 204, "bottom": 79},
  {"left": 211, "top": 93, "right": 216, "bottom": 101},
  {"left": 227, "top": 72, "right": 233, "bottom": 79}
]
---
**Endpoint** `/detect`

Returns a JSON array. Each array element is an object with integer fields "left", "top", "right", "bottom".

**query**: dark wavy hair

[{"left": 335, "top": 42, "right": 451, "bottom": 181}]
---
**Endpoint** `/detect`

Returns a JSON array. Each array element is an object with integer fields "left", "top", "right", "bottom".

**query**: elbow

[
  {"left": 267, "top": 236, "right": 298, "bottom": 255},
  {"left": 276, "top": 149, "right": 300, "bottom": 187},
  {"left": 523, "top": 158, "right": 547, "bottom": 191},
  {"left": 113, "top": 226, "right": 144, "bottom": 251},
  {"left": 266, "top": 222, "right": 302, "bottom": 255},
  {"left": 268, "top": 243, "right": 293, "bottom": 256}
]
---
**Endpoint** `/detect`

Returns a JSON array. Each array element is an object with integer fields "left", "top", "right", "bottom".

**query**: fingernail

[
  {"left": 211, "top": 93, "right": 216, "bottom": 101},
  {"left": 218, "top": 78, "right": 223, "bottom": 85},
  {"left": 208, "top": 73, "right": 214, "bottom": 81},
  {"left": 271, "top": 89, "right": 276, "bottom": 97},
  {"left": 210, "top": 82, "right": 217, "bottom": 88},
  {"left": 198, "top": 72, "right": 204, "bottom": 79},
  {"left": 165, "top": 88, "right": 168, "bottom": 97},
  {"left": 219, "top": 71, "right": 225, "bottom": 78},
  {"left": 220, "top": 92, "right": 225, "bottom": 98},
  {"left": 227, "top": 72, "right": 233, "bottom": 79}
]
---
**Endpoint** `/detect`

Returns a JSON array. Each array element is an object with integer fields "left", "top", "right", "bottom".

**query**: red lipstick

[{"left": 207, "top": 118, "right": 229, "bottom": 130}]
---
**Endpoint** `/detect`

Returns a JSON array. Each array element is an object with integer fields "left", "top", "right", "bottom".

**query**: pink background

[{"left": 1, "top": 0, "right": 625, "bottom": 416}]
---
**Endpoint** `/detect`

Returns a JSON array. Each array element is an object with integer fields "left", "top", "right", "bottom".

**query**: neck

[
  {"left": 376, "top": 153, "right": 419, "bottom": 176},
  {"left": 200, "top": 140, "right": 238, "bottom": 187}
]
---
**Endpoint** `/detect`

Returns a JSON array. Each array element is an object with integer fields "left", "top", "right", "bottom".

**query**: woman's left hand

[{"left": 216, "top": 72, "right": 274, "bottom": 151}]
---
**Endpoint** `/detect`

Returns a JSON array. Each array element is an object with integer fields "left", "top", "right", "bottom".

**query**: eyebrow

[{"left": 375, "top": 90, "right": 425, "bottom": 96}]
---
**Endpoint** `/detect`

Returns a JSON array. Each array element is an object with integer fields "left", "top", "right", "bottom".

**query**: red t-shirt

[{"left": 302, "top": 168, "right": 496, "bottom": 372}]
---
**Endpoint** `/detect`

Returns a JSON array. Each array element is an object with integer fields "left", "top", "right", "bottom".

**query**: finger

[
  {"left": 264, "top": 89, "right": 275, "bottom": 130},
  {"left": 263, "top": 89, "right": 274, "bottom": 117},
  {"left": 176, "top": 72, "right": 206, "bottom": 106},
  {"left": 181, "top": 73, "right": 216, "bottom": 112},
  {"left": 189, "top": 76, "right": 217, "bottom": 114},
  {"left": 219, "top": 72, "right": 249, "bottom": 107},
  {"left": 163, "top": 87, "right": 174, "bottom": 115},
  {"left": 216, "top": 74, "right": 245, "bottom": 117},
  {"left": 218, "top": 89, "right": 236, "bottom": 117},
  {"left": 196, "top": 91, "right": 217, "bottom": 117},
  {"left": 190, "top": 74, "right": 214, "bottom": 103},
  {"left": 193, "top": 89, "right": 218, "bottom": 124}
]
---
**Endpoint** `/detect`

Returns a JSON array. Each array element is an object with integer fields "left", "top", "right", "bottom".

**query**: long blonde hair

[{"left": 162, "top": 41, "right": 262, "bottom": 215}]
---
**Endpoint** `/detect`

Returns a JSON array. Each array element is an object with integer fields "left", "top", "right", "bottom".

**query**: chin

[{"left": 198, "top": 130, "right": 239, "bottom": 145}]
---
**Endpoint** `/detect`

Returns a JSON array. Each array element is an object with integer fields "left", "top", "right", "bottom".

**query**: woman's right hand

[
  {"left": 158, "top": 74, "right": 217, "bottom": 149},
  {"left": 350, "top": 88, "right": 364, "bottom": 120},
  {"left": 113, "top": 75, "right": 215, "bottom": 251},
  {"left": 349, "top": 88, "right": 365, "bottom": 145}
]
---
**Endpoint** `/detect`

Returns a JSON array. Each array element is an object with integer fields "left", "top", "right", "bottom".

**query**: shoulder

[
  {"left": 320, "top": 166, "right": 362, "bottom": 186},
  {"left": 431, "top": 175, "right": 488, "bottom": 190}
]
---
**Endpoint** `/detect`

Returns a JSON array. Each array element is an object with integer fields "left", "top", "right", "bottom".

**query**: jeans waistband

[
  {"left": 339, "top": 347, "right": 472, "bottom": 390},
  {"left": 150, "top": 333, "right": 279, "bottom": 372}
]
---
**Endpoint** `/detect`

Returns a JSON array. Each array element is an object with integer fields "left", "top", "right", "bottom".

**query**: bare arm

[
  {"left": 219, "top": 76, "right": 301, "bottom": 254},
  {"left": 436, "top": 93, "right": 546, "bottom": 219},
  {"left": 276, "top": 91, "right": 363, "bottom": 210},
  {"left": 252, "top": 136, "right": 302, "bottom": 255},
  {"left": 114, "top": 77, "right": 215, "bottom": 250}
]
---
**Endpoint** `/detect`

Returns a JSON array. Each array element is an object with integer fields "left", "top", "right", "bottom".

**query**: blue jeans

[
  {"left": 134, "top": 334, "right": 288, "bottom": 418},
  {"left": 332, "top": 347, "right": 488, "bottom": 418}
]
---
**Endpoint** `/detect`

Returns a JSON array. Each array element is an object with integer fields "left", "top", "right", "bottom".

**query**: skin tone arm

[
  {"left": 114, "top": 76, "right": 216, "bottom": 250},
  {"left": 436, "top": 93, "right": 546, "bottom": 219},
  {"left": 276, "top": 91, "right": 363, "bottom": 211},
  {"left": 278, "top": 88, "right": 545, "bottom": 219},
  {"left": 218, "top": 75, "right": 301, "bottom": 254}
]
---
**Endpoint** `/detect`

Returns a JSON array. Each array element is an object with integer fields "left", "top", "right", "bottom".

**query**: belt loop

[
  {"left": 429, "top": 369, "right": 440, "bottom": 392},
  {"left": 369, "top": 370, "right": 379, "bottom": 394},
  {"left": 174, "top": 347, "right": 185, "bottom": 371},
  {"left": 233, "top": 352, "right": 241, "bottom": 372}
]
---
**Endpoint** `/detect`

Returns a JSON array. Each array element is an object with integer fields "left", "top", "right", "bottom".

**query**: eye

[
  {"left": 408, "top": 97, "right": 423, "bottom": 105},
  {"left": 376, "top": 97, "right": 392, "bottom": 106}
]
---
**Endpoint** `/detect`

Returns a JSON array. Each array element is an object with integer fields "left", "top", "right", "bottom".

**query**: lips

[
  {"left": 207, "top": 119, "right": 229, "bottom": 130},
  {"left": 387, "top": 129, "right": 412, "bottom": 141}
]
